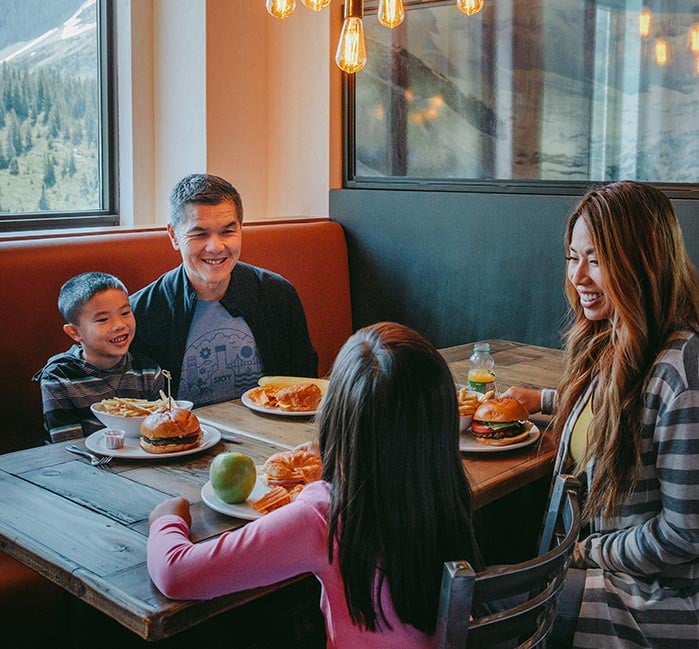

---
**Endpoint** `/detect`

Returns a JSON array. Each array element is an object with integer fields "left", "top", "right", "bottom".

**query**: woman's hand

[
  {"left": 500, "top": 386, "right": 543, "bottom": 415},
  {"left": 149, "top": 496, "right": 192, "bottom": 527}
]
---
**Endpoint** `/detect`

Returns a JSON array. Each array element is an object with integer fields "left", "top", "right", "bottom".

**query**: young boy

[{"left": 34, "top": 272, "right": 165, "bottom": 443}]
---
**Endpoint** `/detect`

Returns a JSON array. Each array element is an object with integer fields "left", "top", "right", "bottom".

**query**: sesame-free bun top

[
  {"left": 140, "top": 407, "right": 201, "bottom": 438},
  {"left": 473, "top": 397, "right": 529, "bottom": 423}
]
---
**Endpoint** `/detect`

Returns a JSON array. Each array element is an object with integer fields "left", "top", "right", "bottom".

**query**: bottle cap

[{"left": 474, "top": 342, "right": 490, "bottom": 352}]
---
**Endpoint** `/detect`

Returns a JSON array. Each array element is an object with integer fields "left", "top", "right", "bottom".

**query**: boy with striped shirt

[{"left": 34, "top": 272, "right": 165, "bottom": 443}]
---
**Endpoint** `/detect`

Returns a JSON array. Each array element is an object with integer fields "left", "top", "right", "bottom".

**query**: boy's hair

[
  {"left": 58, "top": 272, "right": 128, "bottom": 324},
  {"left": 168, "top": 173, "right": 244, "bottom": 230}
]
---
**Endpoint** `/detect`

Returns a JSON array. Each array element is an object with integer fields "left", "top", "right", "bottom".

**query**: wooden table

[
  {"left": 0, "top": 339, "right": 563, "bottom": 641},
  {"left": 196, "top": 339, "right": 565, "bottom": 508}
]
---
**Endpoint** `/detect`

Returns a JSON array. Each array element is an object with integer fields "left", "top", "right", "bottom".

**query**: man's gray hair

[{"left": 168, "top": 174, "right": 244, "bottom": 230}]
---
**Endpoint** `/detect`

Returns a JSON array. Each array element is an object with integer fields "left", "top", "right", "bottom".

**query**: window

[
  {"left": 0, "top": 0, "right": 117, "bottom": 231},
  {"left": 347, "top": 0, "right": 699, "bottom": 193}
]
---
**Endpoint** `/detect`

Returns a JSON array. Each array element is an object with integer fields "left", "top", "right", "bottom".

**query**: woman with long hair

[
  {"left": 147, "top": 322, "right": 481, "bottom": 648},
  {"left": 503, "top": 181, "right": 699, "bottom": 648}
]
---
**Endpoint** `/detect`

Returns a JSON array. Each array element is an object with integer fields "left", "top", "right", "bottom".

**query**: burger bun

[{"left": 473, "top": 397, "right": 529, "bottom": 423}]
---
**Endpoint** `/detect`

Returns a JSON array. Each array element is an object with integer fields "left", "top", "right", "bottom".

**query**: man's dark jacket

[{"left": 130, "top": 263, "right": 318, "bottom": 395}]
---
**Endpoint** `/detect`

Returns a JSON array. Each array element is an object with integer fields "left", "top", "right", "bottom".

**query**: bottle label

[
  {"left": 467, "top": 369, "right": 495, "bottom": 395},
  {"left": 468, "top": 378, "right": 495, "bottom": 395}
]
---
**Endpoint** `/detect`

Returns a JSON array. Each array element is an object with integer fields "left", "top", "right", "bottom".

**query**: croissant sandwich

[
  {"left": 261, "top": 448, "right": 322, "bottom": 489},
  {"left": 275, "top": 382, "right": 322, "bottom": 412}
]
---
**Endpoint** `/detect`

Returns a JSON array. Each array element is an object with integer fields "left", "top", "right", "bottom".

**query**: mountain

[{"left": 0, "top": 0, "right": 96, "bottom": 78}]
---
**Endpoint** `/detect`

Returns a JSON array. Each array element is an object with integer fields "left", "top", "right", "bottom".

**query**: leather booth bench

[{"left": 0, "top": 219, "right": 353, "bottom": 628}]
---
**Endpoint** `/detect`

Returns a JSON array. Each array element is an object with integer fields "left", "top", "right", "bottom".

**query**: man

[{"left": 130, "top": 174, "right": 318, "bottom": 407}]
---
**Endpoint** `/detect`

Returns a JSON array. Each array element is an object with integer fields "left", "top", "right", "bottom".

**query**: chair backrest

[{"left": 435, "top": 474, "right": 581, "bottom": 649}]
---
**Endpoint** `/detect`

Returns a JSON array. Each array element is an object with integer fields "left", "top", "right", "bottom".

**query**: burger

[
  {"left": 471, "top": 397, "right": 530, "bottom": 446},
  {"left": 139, "top": 407, "right": 202, "bottom": 454}
]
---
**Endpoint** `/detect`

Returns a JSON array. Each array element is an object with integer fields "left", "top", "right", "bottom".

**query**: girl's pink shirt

[{"left": 147, "top": 480, "right": 432, "bottom": 649}]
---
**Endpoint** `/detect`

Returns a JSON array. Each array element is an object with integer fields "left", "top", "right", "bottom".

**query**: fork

[{"left": 65, "top": 445, "right": 113, "bottom": 467}]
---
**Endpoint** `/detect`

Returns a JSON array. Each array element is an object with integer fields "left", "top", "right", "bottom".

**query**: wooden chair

[{"left": 435, "top": 474, "right": 581, "bottom": 649}]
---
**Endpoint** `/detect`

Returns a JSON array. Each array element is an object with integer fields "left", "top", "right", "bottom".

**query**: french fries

[
  {"left": 93, "top": 397, "right": 173, "bottom": 417},
  {"left": 456, "top": 388, "right": 495, "bottom": 416}
]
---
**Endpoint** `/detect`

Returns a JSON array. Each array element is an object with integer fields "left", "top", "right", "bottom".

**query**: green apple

[{"left": 210, "top": 452, "right": 257, "bottom": 504}]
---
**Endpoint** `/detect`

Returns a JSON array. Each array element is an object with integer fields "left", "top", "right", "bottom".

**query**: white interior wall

[{"left": 118, "top": 0, "right": 330, "bottom": 226}]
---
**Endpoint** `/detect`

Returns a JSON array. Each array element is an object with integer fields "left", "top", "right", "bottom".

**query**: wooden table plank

[
  {"left": 0, "top": 473, "right": 146, "bottom": 577},
  {"left": 22, "top": 460, "right": 168, "bottom": 525}
]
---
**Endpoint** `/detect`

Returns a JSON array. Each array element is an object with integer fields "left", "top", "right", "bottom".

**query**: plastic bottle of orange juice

[{"left": 467, "top": 342, "right": 495, "bottom": 395}]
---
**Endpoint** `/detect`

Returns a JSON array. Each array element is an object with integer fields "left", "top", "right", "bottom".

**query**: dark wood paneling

[{"left": 330, "top": 188, "right": 699, "bottom": 349}]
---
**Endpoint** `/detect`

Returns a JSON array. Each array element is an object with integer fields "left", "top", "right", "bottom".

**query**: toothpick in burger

[
  {"left": 470, "top": 397, "right": 531, "bottom": 446},
  {"left": 140, "top": 407, "right": 202, "bottom": 454}
]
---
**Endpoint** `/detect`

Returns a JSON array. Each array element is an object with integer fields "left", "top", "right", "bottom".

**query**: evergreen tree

[
  {"left": 8, "top": 110, "right": 22, "bottom": 153},
  {"left": 43, "top": 154, "right": 56, "bottom": 188},
  {"left": 68, "top": 149, "right": 77, "bottom": 177},
  {"left": 5, "top": 134, "right": 16, "bottom": 161},
  {"left": 22, "top": 123, "right": 32, "bottom": 152},
  {"left": 9, "top": 158, "right": 19, "bottom": 175},
  {"left": 38, "top": 186, "right": 49, "bottom": 211},
  {"left": 0, "top": 141, "right": 7, "bottom": 170},
  {"left": 47, "top": 106, "right": 61, "bottom": 138}
]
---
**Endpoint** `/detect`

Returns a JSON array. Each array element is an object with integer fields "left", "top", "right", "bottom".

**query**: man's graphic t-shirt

[{"left": 177, "top": 300, "right": 263, "bottom": 406}]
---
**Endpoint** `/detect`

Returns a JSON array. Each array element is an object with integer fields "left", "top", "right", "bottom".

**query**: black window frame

[
  {"left": 0, "top": 0, "right": 119, "bottom": 233},
  {"left": 343, "top": 0, "right": 699, "bottom": 200}
]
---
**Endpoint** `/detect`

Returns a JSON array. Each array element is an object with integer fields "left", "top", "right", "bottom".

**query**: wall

[
  {"left": 330, "top": 188, "right": 699, "bottom": 349},
  {"left": 116, "top": 0, "right": 332, "bottom": 225}
]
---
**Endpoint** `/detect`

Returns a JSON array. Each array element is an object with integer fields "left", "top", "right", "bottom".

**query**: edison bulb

[
  {"left": 266, "top": 0, "right": 296, "bottom": 19},
  {"left": 301, "top": 0, "right": 330, "bottom": 11},
  {"left": 655, "top": 39, "right": 669, "bottom": 66},
  {"left": 378, "top": 0, "right": 405, "bottom": 28},
  {"left": 456, "top": 0, "right": 485, "bottom": 16},
  {"left": 639, "top": 9, "right": 652, "bottom": 37},
  {"left": 690, "top": 23, "right": 699, "bottom": 54},
  {"left": 335, "top": 16, "right": 367, "bottom": 74}
]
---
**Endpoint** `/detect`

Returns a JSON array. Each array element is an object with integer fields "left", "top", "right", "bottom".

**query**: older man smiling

[{"left": 130, "top": 174, "right": 318, "bottom": 407}]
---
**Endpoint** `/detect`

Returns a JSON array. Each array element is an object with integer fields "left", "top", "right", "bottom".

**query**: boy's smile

[{"left": 63, "top": 288, "right": 136, "bottom": 368}]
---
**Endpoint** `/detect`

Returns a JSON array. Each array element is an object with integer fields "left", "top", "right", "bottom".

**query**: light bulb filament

[
  {"left": 378, "top": 0, "right": 405, "bottom": 28},
  {"left": 266, "top": 0, "right": 296, "bottom": 20},
  {"left": 301, "top": 0, "right": 330, "bottom": 11},
  {"left": 456, "top": 0, "right": 485, "bottom": 16}
]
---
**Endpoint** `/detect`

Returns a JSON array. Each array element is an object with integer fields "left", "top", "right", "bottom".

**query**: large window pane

[
  {"left": 351, "top": 0, "right": 699, "bottom": 187},
  {"left": 0, "top": 0, "right": 116, "bottom": 229}
]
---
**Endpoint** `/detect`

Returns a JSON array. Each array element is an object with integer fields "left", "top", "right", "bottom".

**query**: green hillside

[{"left": 0, "top": 59, "right": 100, "bottom": 214}]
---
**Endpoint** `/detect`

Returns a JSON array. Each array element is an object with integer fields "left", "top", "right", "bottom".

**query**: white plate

[
  {"left": 201, "top": 478, "right": 272, "bottom": 520},
  {"left": 84, "top": 425, "right": 222, "bottom": 459},
  {"left": 459, "top": 423, "right": 540, "bottom": 453},
  {"left": 241, "top": 387, "right": 321, "bottom": 417}
]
